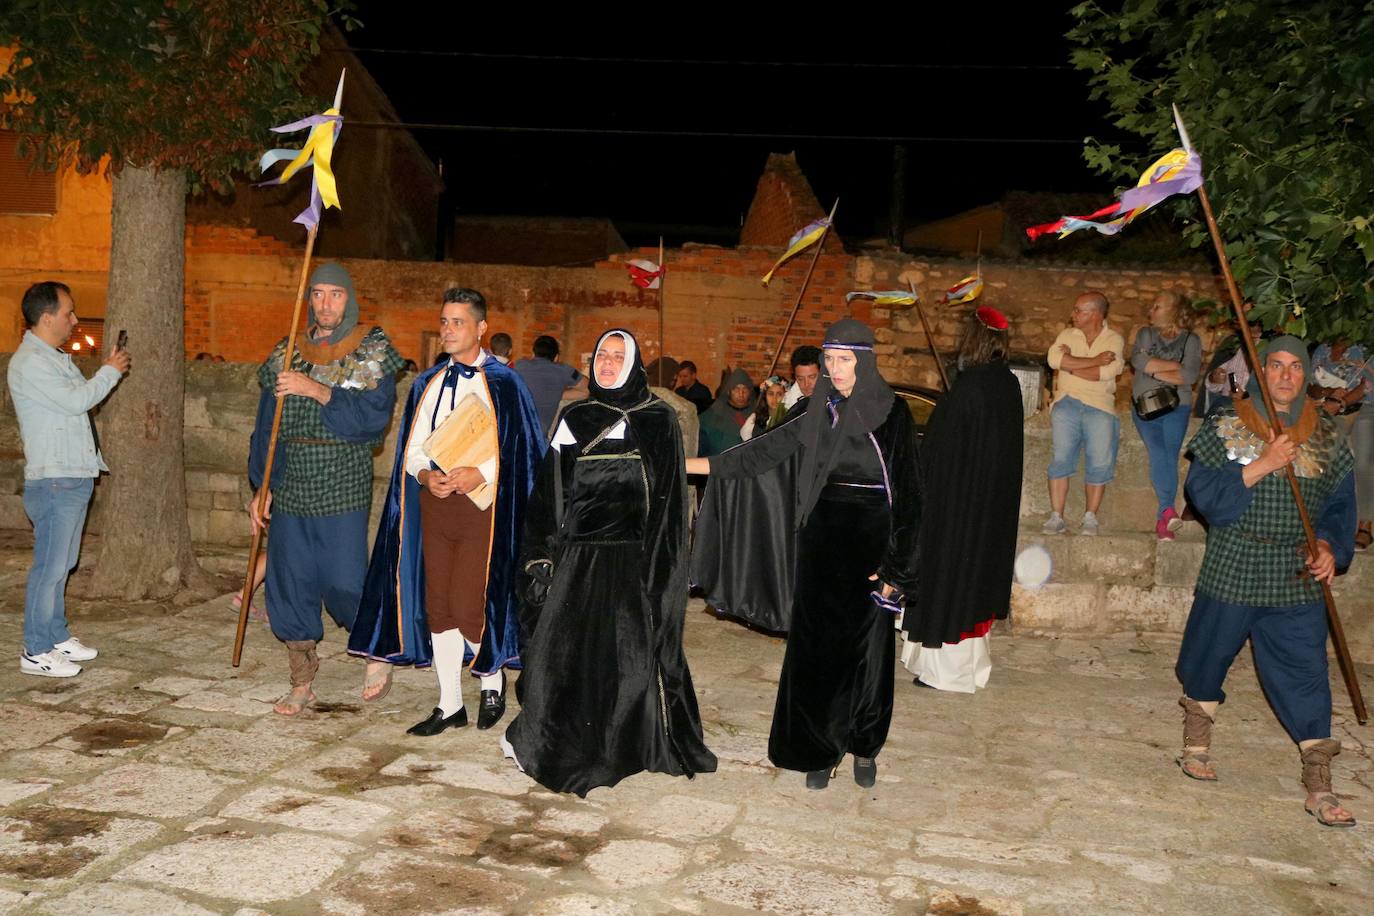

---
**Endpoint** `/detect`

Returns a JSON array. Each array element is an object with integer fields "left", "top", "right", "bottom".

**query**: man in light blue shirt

[{"left": 7, "top": 282, "right": 130, "bottom": 677}]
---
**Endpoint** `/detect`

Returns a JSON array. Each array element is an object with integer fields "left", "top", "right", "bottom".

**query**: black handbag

[
  {"left": 1133, "top": 330, "right": 1190, "bottom": 420},
  {"left": 1133, "top": 386, "right": 1181, "bottom": 420}
]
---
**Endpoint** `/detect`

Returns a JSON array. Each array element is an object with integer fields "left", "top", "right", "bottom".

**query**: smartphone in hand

[{"left": 116, "top": 329, "right": 128, "bottom": 351}]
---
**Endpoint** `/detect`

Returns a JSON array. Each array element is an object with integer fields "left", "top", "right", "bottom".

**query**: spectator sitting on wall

[
  {"left": 513, "top": 334, "right": 589, "bottom": 436},
  {"left": 782, "top": 345, "right": 822, "bottom": 410},
  {"left": 673, "top": 361, "right": 713, "bottom": 414},
  {"left": 698, "top": 367, "right": 756, "bottom": 456},
  {"left": 489, "top": 333, "right": 513, "bottom": 365}
]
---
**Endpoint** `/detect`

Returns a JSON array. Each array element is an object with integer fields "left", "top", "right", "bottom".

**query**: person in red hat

[{"left": 900, "top": 307, "right": 1024, "bottom": 692}]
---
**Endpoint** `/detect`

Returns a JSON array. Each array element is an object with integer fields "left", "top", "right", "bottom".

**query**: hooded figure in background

[
  {"left": 248, "top": 261, "right": 404, "bottom": 716},
  {"left": 502, "top": 328, "right": 717, "bottom": 796},
  {"left": 698, "top": 367, "right": 755, "bottom": 456},
  {"left": 688, "top": 318, "right": 921, "bottom": 791}
]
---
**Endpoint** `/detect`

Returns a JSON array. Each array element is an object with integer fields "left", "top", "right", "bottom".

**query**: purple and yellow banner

[
  {"left": 762, "top": 217, "right": 831, "bottom": 285},
  {"left": 845, "top": 290, "right": 918, "bottom": 306},
  {"left": 942, "top": 276, "right": 984, "bottom": 304},
  {"left": 1026, "top": 148, "right": 1202, "bottom": 241},
  {"left": 258, "top": 72, "right": 346, "bottom": 230}
]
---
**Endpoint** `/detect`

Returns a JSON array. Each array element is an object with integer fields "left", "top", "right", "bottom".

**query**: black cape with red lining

[{"left": 901, "top": 361, "right": 1023, "bottom": 647}]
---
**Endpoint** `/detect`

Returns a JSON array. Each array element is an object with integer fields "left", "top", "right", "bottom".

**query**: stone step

[{"left": 1009, "top": 519, "right": 1374, "bottom": 663}]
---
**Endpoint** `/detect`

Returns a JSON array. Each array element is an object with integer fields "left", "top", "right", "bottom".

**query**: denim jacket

[{"left": 7, "top": 331, "right": 120, "bottom": 480}]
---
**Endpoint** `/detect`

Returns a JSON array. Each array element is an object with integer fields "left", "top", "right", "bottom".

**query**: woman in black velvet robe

[
  {"left": 688, "top": 319, "right": 921, "bottom": 790},
  {"left": 502, "top": 329, "right": 716, "bottom": 796}
]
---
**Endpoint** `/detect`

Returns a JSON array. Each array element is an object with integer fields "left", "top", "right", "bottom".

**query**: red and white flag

[{"left": 627, "top": 259, "right": 664, "bottom": 290}]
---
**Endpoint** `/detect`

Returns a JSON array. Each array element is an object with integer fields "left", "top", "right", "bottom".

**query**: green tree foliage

[
  {"left": 1068, "top": 1, "right": 1374, "bottom": 344},
  {"left": 0, "top": 0, "right": 352, "bottom": 190}
]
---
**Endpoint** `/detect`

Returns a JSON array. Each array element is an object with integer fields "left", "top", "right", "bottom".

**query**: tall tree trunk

[{"left": 84, "top": 164, "right": 209, "bottom": 600}]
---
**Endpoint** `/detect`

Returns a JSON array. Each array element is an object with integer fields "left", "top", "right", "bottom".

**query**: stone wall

[{"left": 862, "top": 255, "right": 1227, "bottom": 403}]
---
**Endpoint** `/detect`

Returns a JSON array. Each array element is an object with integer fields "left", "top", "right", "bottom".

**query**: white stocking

[
  {"left": 465, "top": 636, "right": 503, "bottom": 693},
  {"left": 432, "top": 628, "right": 465, "bottom": 717}
]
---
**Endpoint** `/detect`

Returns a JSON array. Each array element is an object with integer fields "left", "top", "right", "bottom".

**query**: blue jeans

[
  {"left": 1048, "top": 396, "right": 1120, "bottom": 485},
  {"left": 1132, "top": 403, "right": 1192, "bottom": 513},
  {"left": 22, "top": 477, "right": 94, "bottom": 655}
]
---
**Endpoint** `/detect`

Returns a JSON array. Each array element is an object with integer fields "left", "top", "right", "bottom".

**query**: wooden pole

[
  {"left": 765, "top": 199, "right": 839, "bottom": 379},
  {"left": 1193, "top": 184, "right": 1366, "bottom": 725},
  {"left": 657, "top": 236, "right": 666, "bottom": 387},
  {"left": 910, "top": 280, "right": 950, "bottom": 392},
  {"left": 1175, "top": 106, "right": 1366, "bottom": 724},
  {"left": 233, "top": 224, "right": 319, "bottom": 667}
]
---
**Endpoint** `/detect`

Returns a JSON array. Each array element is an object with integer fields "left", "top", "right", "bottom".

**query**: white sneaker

[
  {"left": 53, "top": 637, "right": 98, "bottom": 662},
  {"left": 1042, "top": 513, "right": 1067, "bottom": 535},
  {"left": 21, "top": 651, "right": 82, "bottom": 678},
  {"left": 1081, "top": 511, "right": 1100, "bottom": 536}
]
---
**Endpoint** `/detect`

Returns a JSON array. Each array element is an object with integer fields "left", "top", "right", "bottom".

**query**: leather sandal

[
  {"left": 361, "top": 663, "right": 393, "bottom": 702},
  {"left": 273, "top": 687, "right": 315, "bottom": 717},
  {"left": 1178, "top": 696, "right": 1217, "bottom": 781},
  {"left": 1301, "top": 739, "right": 1356, "bottom": 827},
  {"left": 1178, "top": 748, "right": 1218, "bottom": 781}
]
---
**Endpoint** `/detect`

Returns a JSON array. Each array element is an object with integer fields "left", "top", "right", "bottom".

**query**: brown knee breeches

[{"left": 419, "top": 487, "right": 494, "bottom": 638}]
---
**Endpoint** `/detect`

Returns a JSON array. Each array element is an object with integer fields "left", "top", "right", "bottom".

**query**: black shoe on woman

[
  {"left": 805, "top": 768, "right": 831, "bottom": 790},
  {"left": 853, "top": 756, "right": 877, "bottom": 788}
]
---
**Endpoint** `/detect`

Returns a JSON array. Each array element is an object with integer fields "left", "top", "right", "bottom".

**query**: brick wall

[{"left": 3, "top": 213, "right": 1228, "bottom": 399}]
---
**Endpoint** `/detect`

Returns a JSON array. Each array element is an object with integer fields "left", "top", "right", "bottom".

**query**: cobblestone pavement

[{"left": 0, "top": 541, "right": 1370, "bottom": 915}]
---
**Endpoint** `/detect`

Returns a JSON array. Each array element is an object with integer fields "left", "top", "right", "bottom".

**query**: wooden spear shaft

[
  {"left": 233, "top": 223, "right": 319, "bottom": 667},
  {"left": 657, "top": 236, "right": 666, "bottom": 387},
  {"left": 765, "top": 199, "right": 839, "bottom": 379},
  {"left": 910, "top": 280, "right": 950, "bottom": 392},
  {"left": 1193, "top": 181, "right": 1367, "bottom": 725}
]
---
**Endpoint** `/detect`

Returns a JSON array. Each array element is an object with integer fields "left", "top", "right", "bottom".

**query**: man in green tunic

[{"left": 1174, "top": 336, "right": 1357, "bottom": 828}]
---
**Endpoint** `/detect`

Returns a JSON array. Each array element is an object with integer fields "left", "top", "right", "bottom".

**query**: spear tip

[
  {"left": 1172, "top": 103, "right": 1194, "bottom": 155},
  {"left": 333, "top": 69, "right": 347, "bottom": 111}
]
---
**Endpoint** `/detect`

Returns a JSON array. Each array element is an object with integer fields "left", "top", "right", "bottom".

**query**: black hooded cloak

[
  {"left": 901, "top": 361, "right": 1023, "bottom": 647},
  {"left": 693, "top": 319, "right": 921, "bottom": 772},
  {"left": 505, "top": 329, "right": 717, "bottom": 796},
  {"left": 698, "top": 367, "right": 755, "bottom": 456}
]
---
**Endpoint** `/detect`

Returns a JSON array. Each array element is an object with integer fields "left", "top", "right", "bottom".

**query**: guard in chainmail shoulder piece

[
  {"left": 247, "top": 262, "right": 403, "bottom": 717},
  {"left": 1173, "top": 335, "right": 1358, "bottom": 828}
]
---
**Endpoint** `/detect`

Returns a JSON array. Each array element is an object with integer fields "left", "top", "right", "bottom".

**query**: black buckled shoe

[
  {"left": 406, "top": 706, "right": 468, "bottom": 736},
  {"left": 476, "top": 671, "right": 507, "bottom": 730}
]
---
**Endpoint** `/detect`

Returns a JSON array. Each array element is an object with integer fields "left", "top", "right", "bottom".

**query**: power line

[
  {"left": 349, "top": 119, "right": 1084, "bottom": 145},
  {"left": 331, "top": 46, "right": 1075, "bottom": 71}
]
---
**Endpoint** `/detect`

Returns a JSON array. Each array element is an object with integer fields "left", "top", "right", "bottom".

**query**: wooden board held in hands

[{"left": 422, "top": 392, "right": 497, "bottom": 510}]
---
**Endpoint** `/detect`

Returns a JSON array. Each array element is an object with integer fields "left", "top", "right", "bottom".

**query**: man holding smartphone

[{"left": 7, "top": 281, "right": 130, "bottom": 677}]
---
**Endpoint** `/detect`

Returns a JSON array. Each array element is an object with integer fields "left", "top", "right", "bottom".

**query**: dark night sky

[{"left": 340, "top": 9, "right": 1120, "bottom": 247}]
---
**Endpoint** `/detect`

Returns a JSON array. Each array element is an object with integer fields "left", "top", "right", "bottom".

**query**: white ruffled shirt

[{"left": 404, "top": 350, "right": 498, "bottom": 484}]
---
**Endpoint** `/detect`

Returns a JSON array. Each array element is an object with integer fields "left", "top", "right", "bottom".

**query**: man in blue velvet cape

[{"left": 348, "top": 287, "right": 544, "bottom": 737}]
